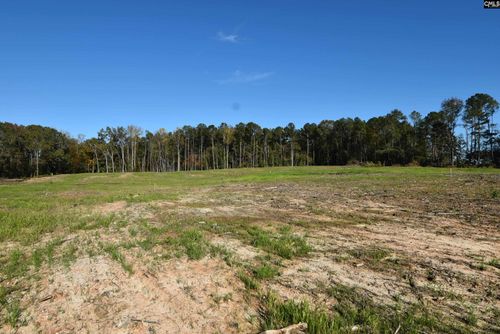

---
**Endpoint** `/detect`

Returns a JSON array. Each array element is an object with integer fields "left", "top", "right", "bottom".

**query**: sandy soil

[{"left": 20, "top": 256, "right": 257, "bottom": 334}]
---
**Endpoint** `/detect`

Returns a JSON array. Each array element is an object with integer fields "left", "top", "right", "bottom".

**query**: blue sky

[{"left": 1, "top": 0, "right": 499, "bottom": 137}]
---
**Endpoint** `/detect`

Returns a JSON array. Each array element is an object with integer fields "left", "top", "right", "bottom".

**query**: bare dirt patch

[
  {"left": 20, "top": 256, "right": 258, "bottom": 334},
  {"left": 23, "top": 175, "right": 66, "bottom": 183},
  {"left": 94, "top": 200, "right": 128, "bottom": 215}
]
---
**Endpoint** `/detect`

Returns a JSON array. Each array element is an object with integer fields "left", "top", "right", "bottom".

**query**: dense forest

[{"left": 1, "top": 93, "right": 499, "bottom": 178}]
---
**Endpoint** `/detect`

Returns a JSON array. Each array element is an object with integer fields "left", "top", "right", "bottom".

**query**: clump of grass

[
  {"left": 260, "top": 293, "right": 335, "bottom": 333},
  {"left": 425, "top": 284, "right": 462, "bottom": 302},
  {"left": 470, "top": 262, "right": 486, "bottom": 271},
  {"left": 260, "top": 284, "right": 463, "bottom": 334},
  {"left": 491, "top": 307, "right": 500, "bottom": 326},
  {"left": 426, "top": 269, "right": 437, "bottom": 281},
  {"left": 61, "top": 244, "right": 78, "bottom": 268},
  {"left": 209, "top": 244, "right": 236, "bottom": 266},
  {"left": 179, "top": 230, "right": 207, "bottom": 260},
  {"left": 247, "top": 227, "right": 311, "bottom": 259},
  {"left": 73, "top": 214, "right": 114, "bottom": 231},
  {"left": 348, "top": 247, "right": 390, "bottom": 262},
  {"left": 128, "top": 226, "right": 138, "bottom": 237},
  {"left": 5, "top": 300, "right": 22, "bottom": 327},
  {"left": 237, "top": 270, "right": 259, "bottom": 290},
  {"left": 0, "top": 285, "right": 7, "bottom": 306},
  {"left": 253, "top": 264, "right": 279, "bottom": 280},
  {"left": 30, "top": 238, "right": 66, "bottom": 269},
  {"left": 212, "top": 292, "right": 232, "bottom": 304},
  {"left": 102, "top": 244, "right": 134, "bottom": 274},
  {"left": 0, "top": 211, "right": 60, "bottom": 244},
  {"left": 491, "top": 189, "right": 498, "bottom": 199},
  {"left": 137, "top": 237, "right": 156, "bottom": 251},
  {"left": 2, "top": 250, "right": 29, "bottom": 279},
  {"left": 0, "top": 286, "right": 22, "bottom": 327},
  {"left": 463, "top": 307, "right": 477, "bottom": 326},
  {"left": 487, "top": 258, "right": 500, "bottom": 269}
]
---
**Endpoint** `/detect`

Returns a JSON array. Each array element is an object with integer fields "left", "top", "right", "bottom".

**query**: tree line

[{"left": 1, "top": 93, "right": 498, "bottom": 178}]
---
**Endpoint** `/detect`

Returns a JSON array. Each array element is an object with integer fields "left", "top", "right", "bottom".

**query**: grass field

[{"left": 0, "top": 166, "right": 499, "bottom": 333}]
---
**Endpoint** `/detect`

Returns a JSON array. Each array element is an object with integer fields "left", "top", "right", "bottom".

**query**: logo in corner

[{"left": 484, "top": 0, "right": 500, "bottom": 8}]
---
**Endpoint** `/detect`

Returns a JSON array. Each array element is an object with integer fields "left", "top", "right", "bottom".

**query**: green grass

[
  {"left": 178, "top": 230, "right": 207, "bottom": 260},
  {"left": 2, "top": 250, "right": 29, "bottom": 279},
  {"left": 261, "top": 294, "right": 334, "bottom": 334},
  {"left": 0, "top": 284, "right": 22, "bottom": 327},
  {"left": 487, "top": 258, "right": 500, "bottom": 269},
  {"left": 463, "top": 307, "right": 478, "bottom": 327},
  {"left": 253, "top": 264, "right": 279, "bottom": 280},
  {"left": 247, "top": 226, "right": 311, "bottom": 259},
  {"left": 31, "top": 238, "right": 61, "bottom": 268},
  {"left": 5, "top": 299, "right": 22, "bottom": 327},
  {"left": 102, "top": 244, "right": 134, "bottom": 274},
  {"left": 61, "top": 243, "right": 78, "bottom": 267},
  {"left": 260, "top": 284, "right": 470, "bottom": 334},
  {"left": 348, "top": 247, "right": 390, "bottom": 262},
  {"left": 0, "top": 166, "right": 497, "bottom": 244},
  {"left": 237, "top": 270, "right": 260, "bottom": 290},
  {"left": 0, "top": 285, "right": 7, "bottom": 306}
]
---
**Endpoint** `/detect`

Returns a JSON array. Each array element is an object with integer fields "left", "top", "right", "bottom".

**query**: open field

[{"left": 0, "top": 167, "right": 499, "bottom": 333}]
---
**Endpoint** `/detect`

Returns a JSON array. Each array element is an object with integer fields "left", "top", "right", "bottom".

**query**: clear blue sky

[{"left": 1, "top": 0, "right": 499, "bottom": 137}]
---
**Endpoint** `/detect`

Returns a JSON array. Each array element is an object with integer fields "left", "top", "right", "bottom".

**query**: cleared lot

[{"left": 0, "top": 167, "right": 499, "bottom": 333}]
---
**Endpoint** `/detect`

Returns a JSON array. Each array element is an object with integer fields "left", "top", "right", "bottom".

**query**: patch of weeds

[
  {"left": 209, "top": 244, "right": 237, "bottom": 266},
  {"left": 212, "top": 292, "right": 232, "bottom": 304},
  {"left": 490, "top": 307, "right": 500, "bottom": 325},
  {"left": 0, "top": 285, "right": 7, "bottom": 306},
  {"left": 491, "top": 189, "right": 498, "bottom": 199},
  {"left": 0, "top": 211, "right": 61, "bottom": 244},
  {"left": 260, "top": 293, "right": 335, "bottom": 334},
  {"left": 346, "top": 246, "right": 407, "bottom": 272},
  {"left": 115, "top": 220, "right": 128, "bottom": 228},
  {"left": 348, "top": 247, "right": 390, "bottom": 262},
  {"left": 85, "top": 247, "right": 97, "bottom": 258},
  {"left": 469, "top": 262, "right": 486, "bottom": 271},
  {"left": 487, "top": 258, "right": 500, "bottom": 269},
  {"left": 2, "top": 250, "right": 29, "bottom": 279},
  {"left": 247, "top": 227, "right": 311, "bottom": 259},
  {"left": 5, "top": 299, "right": 22, "bottom": 327},
  {"left": 61, "top": 244, "right": 78, "bottom": 267},
  {"left": 425, "top": 284, "right": 462, "bottom": 302},
  {"left": 31, "top": 249, "right": 44, "bottom": 269},
  {"left": 137, "top": 237, "right": 156, "bottom": 251},
  {"left": 426, "top": 269, "right": 437, "bottom": 281},
  {"left": 253, "top": 264, "right": 279, "bottom": 280},
  {"left": 31, "top": 238, "right": 64, "bottom": 268},
  {"left": 237, "top": 270, "right": 259, "bottom": 290},
  {"left": 278, "top": 225, "right": 292, "bottom": 234},
  {"left": 102, "top": 244, "right": 134, "bottom": 274},
  {"left": 74, "top": 214, "right": 114, "bottom": 231},
  {"left": 261, "top": 285, "right": 463, "bottom": 334},
  {"left": 179, "top": 230, "right": 207, "bottom": 260},
  {"left": 128, "top": 226, "right": 138, "bottom": 237},
  {"left": 120, "top": 240, "right": 137, "bottom": 250},
  {"left": 463, "top": 307, "right": 477, "bottom": 326}
]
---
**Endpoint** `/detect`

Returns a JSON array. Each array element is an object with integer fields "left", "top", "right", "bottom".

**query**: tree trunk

[
  {"left": 211, "top": 136, "right": 216, "bottom": 170},
  {"left": 105, "top": 152, "right": 109, "bottom": 173},
  {"left": 177, "top": 141, "right": 181, "bottom": 171},
  {"left": 35, "top": 150, "right": 40, "bottom": 177},
  {"left": 306, "top": 136, "right": 310, "bottom": 166}
]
